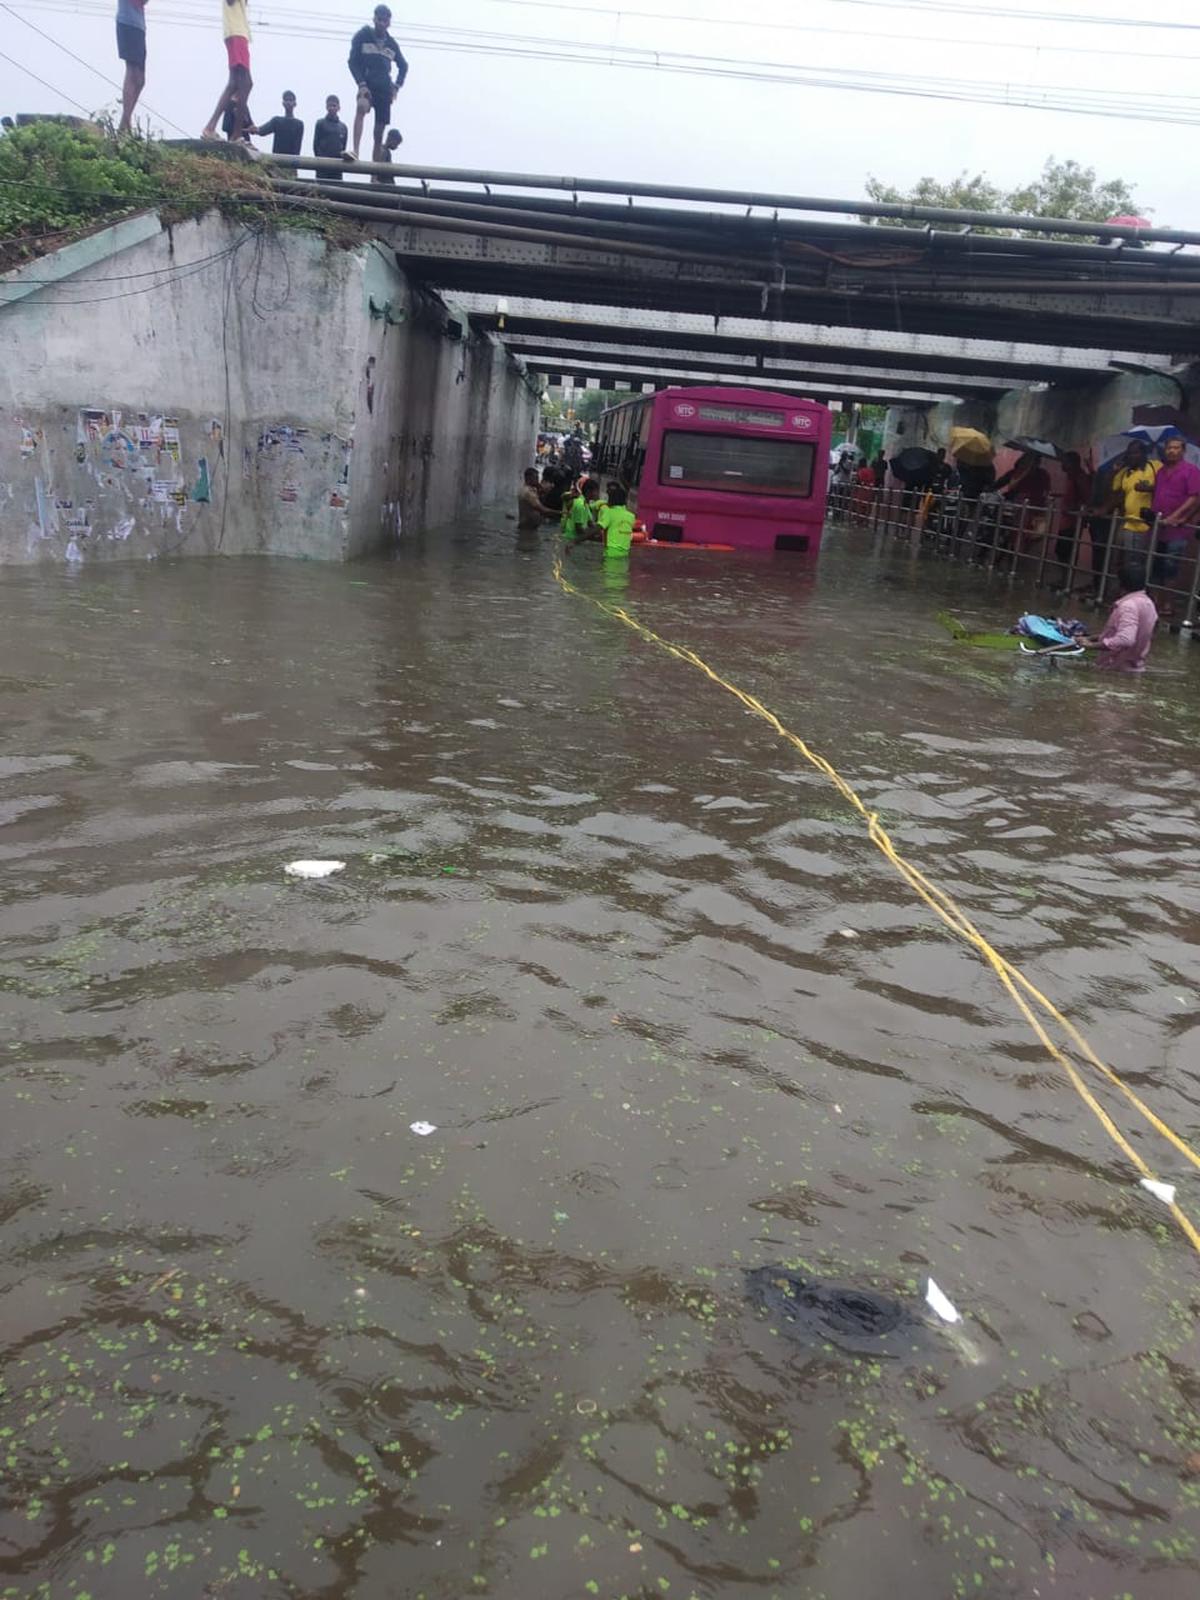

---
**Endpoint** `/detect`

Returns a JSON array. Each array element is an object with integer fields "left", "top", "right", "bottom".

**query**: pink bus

[{"left": 592, "top": 386, "right": 833, "bottom": 553}]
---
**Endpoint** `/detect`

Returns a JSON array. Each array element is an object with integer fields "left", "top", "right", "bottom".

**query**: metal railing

[{"left": 826, "top": 480, "right": 1200, "bottom": 632}]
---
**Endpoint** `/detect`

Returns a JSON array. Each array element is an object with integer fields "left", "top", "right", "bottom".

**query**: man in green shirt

[
  {"left": 602, "top": 485, "right": 636, "bottom": 558},
  {"left": 563, "top": 478, "right": 599, "bottom": 543}
]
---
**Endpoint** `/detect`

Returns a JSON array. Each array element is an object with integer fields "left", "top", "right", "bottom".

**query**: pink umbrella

[{"left": 1107, "top": 214, "right": 1152, "bottom": 230}]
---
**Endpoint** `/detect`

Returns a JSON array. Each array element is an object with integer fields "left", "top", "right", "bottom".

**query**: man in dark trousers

[
  {"left": 256, "top": 90, "right": 303, "bottom": 155},
  {"left": 313, "top": 94, "right": 348, "bottom": 180},
  {"left": 116, "top": 0, "right": 147, "bottom": 134},
  {"left": 348, "top": 4, "right": 408, "bottom": 162}
]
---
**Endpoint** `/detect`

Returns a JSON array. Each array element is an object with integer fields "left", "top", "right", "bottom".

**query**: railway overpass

[{"left": 262, "top": 155, "right": 1200, "bottom": 416}]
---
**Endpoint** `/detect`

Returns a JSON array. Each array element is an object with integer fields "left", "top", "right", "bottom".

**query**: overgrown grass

[{"left": 0, "top": 119, "right": 367, "bottom": 267}]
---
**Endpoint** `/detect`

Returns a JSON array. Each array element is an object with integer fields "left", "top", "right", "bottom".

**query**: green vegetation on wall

[{"left": 0, "top": 121, "right": 366, "bottom": 267}]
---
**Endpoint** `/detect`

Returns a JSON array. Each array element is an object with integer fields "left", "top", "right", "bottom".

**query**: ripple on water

[{"left": 1, "top": 538, "right": 1199, "bottom": 1599}]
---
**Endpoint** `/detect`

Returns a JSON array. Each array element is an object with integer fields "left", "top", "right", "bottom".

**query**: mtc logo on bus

[
  {"left": 673, "top": 403, "right": 697, "bottom": 418},
  {"left": 790, "top": 415, "right": 815, "bottom": 430}
]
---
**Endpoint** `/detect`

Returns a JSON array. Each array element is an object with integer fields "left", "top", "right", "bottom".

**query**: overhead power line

[
  {"left": 0, "top": 4, "right": 192, "bottom": 137},
  {"left": 28, "top": 0, "right": 1200, "bottom": 129},
  {"left": 0, "top": 45, "right": 94, "bottom": 117},
  {"left": 450, "top": 0, "right": 1200, "bottom": 59},
  {"left": 827, "top": 0, "right": 1200, "bottom": 28}
]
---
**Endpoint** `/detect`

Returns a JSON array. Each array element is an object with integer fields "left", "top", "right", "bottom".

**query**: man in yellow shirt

[
  {"left": 202, "top": 0, "right": 254, "bottom": 145},
  {"left": 1108, "top": 440, "right": 1161, "bottom": 536}
]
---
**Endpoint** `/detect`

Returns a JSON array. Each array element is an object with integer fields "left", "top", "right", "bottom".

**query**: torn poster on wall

[
  {"left": 259, "top": 426, "right": 309, "bottom": 456},
  {"left": 75, "top": 408, "right": 191, "bottom": 522},
  {"left": 253, "top": 426, "right": 351, "bottom": 515}
]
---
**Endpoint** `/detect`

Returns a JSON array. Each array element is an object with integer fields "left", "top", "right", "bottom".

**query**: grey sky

[{"left": 1, "top": 0, "right": 1192, "bottom": 225}]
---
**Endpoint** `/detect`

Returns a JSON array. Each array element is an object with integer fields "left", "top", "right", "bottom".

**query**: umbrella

[
  {"left": 949, "top": 426, "right": 993, "bottom": 464},
  {"left": 1098, "top": 425, "right": 1200, "bottom": 470},
  {"left": 1005, "top": 437, "right": 1059, "bottom": 460},
  {"left": 892, "top": 446, "right": 937, "bottom": 485},
  {"left": 1106, "top": 214, "right": 1151, "bottom": 230}
]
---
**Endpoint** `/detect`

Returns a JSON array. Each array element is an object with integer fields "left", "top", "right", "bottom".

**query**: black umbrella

[
  {"left": 892, "top": 446, "right": 937, "bottom": 485},
  {"left": 1005, "top": 436, "right": 1059, "bottom": 460}
]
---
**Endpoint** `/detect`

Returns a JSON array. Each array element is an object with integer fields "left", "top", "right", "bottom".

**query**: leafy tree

[
  {"left": 864, "top": 170, "right": 1005, "bottom": 220},
  {"left": 573, "top": 387, "right": 624, "bottom": 424},
  {"left": 1006, "top": 159, "right": 1139, "bottom": 226},
  {"left": 861, "top": 157, "right": 1144, "bottom": 238}
]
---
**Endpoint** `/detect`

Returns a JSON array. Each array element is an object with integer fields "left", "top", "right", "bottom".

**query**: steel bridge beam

[
  {"left": 454, "top": 297, "right": 1155, "bottom": 384},
  {"left": 499, "top": 335, "right": 1009, "bottom": 398},
  {"left": 530, "top": 362, "right": 957, "bottom": 407},
  {"left": 370, "top": 223, "right": 1200, "bottom": 356}
]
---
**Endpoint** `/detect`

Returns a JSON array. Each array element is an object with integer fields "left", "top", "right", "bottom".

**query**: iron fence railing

[{"left": 826, "top": 481, "right": 1200, "bottom": 631}]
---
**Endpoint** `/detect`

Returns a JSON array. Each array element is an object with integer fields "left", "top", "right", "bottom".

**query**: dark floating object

[{"left": 745, "top": 1266, "right": 915, "bottom": 1354}]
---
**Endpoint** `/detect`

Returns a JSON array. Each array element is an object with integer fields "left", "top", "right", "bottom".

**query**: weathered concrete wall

[{"left": 0, "top": 212, "right": 538, "bottom": 564}]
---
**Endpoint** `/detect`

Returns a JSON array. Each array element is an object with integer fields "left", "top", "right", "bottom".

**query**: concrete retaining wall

[{"left": 0, "top": 212, "right": 539, "bottom": 564}]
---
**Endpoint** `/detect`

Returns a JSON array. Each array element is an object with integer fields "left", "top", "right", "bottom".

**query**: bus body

[{"left": 592, "top": 386, "right": 833, "bottom": 553}]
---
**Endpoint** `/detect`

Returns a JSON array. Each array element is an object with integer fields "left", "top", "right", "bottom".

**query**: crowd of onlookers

[
  {"left": 831, "top": 430, "right": 1200, "bottom": 619},
  {"left": 116, "top": 2, "right": 408, "bottom": 177}
]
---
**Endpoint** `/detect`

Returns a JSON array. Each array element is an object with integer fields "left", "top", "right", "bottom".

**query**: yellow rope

[{"left": 553, "top": 555, "right": 1200, "bottom": 1258}]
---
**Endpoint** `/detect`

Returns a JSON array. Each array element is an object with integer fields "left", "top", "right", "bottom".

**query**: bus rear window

[{"left": 660, "top": 431, "right": 815, "bottom": 497}]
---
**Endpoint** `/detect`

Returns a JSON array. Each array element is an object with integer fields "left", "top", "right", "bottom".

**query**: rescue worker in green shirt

[
  {"left": 601, "top": 485, "right": 636, "bottom": 558},
  {"left": 562, "top": 478, "right": 600, "bottom": 543}
]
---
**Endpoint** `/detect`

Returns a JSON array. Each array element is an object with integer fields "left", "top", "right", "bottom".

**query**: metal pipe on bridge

[
  {"left": 264, "top": 175, "right": 1180, "bottom": 265},
  {"left": 262, "top": 156, "right": 1200, "bottom": 249},
  {"left": 267, "top": 185, "right": 1200, "bottom": 300},
  {"left": 267, "top": 178, "right": 747, "bottom": 251},
  {"left": 264, "top": 191, "right": 767, "bottom": 271},
  {"left": 263, "top": 180, "right": 1200, "bottom": 297}
]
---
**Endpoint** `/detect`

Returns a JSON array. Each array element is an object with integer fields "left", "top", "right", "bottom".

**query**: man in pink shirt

[
  {"left": 1085, "top": 558, "right": 1158, "bottom": 671},
  {"left": 1149, "top": 434, "right": 1200, "bottom": 608}
]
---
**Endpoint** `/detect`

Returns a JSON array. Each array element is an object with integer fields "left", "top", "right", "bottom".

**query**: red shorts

[{"left": 225, "top": 35, "right": 251, "bottom": 72}]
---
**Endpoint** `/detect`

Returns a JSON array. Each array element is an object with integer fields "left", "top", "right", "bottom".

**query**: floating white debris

[
  {"left": 1140, "top": 1177, "right": 1177, "bottom": 1207},
  {"left": 285, "top": 859, "right": 346, "bottom": 879},
  {"left": 838, "top": 928, "right": 859, "bottom": 940},
  {"left": 409, "top": 1121, "right": 437, "bottom": 1137},
  {"left": 833, "top": 1103, "right": 843, "bottom": 1116},
  {"left": 925, "top": 1278, "right": 962, "bottom": 1325}
]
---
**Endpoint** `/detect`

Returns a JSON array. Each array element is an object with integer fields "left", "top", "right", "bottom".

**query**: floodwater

[{"left": 3, "top": 522, "right": 1200, "bottom": 1600}]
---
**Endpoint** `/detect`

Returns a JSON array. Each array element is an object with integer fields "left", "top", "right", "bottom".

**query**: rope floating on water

[{"left": 552, "top": 554, "right": 1200, "bottom": 1260}]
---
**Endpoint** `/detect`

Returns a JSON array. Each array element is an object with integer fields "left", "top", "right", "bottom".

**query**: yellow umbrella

[{"left": 949, "top": 427, "right": 994, "bottom": 465}]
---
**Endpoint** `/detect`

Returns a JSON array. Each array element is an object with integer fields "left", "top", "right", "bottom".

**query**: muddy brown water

[{"left": 3, "top": 521, "right": 1200, "bottom": 1600}]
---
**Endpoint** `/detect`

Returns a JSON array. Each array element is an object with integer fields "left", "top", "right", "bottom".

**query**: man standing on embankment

[{"left": 116, "top": 0, "right": 147, "bottom": 133}]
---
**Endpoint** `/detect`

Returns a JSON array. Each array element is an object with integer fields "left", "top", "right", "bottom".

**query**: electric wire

[
  {"left": 431, "top": 0, "right": 1200, "bottom": 62},
  {"left": 23, "top": 0, "right": 1200, "bottom": 128},
  {"left": 0, "top": 4, "right": 192, "bottom": 137},
  {"left": 827, "top": 0, "right": 1200, "bottom": 30},
  {"left": 45, "top": 0, "right": 1200, "bottom": 56},
  {"left": 0, "top": 46, "right": 95, "bottom": 116},
  {"left": 0, "top": 232, "right": 257, "bottom": 304}
]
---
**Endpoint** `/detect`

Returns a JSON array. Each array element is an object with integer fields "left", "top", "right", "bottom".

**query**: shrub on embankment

[{"left": 0, "top": 121, "right": 365, "bottom": 269}]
